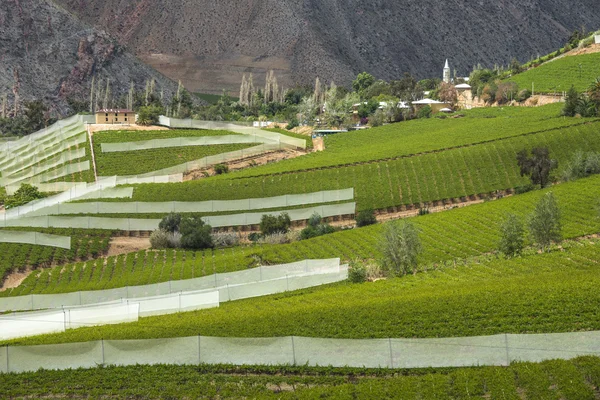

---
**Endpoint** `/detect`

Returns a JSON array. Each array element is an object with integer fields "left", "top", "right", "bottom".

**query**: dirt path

[
  {"left": 0, "top": 268, "right": 34, "bottom": 291},
  {"left": 107, "top": 236, "right": 151, "bottom": 257}
]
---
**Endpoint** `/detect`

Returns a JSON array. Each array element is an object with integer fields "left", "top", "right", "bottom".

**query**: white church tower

[{"left": 443, "top": 59, "right": 451, "bottom": 84}]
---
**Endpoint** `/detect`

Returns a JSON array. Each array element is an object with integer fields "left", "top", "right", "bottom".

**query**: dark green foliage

[
  {"left": 179, "top": 216, "right": 214, "bottom": 250},
  {"left": 517, "top": 89, "right": 532, "bottom": 102},
  {"left": 498, "top": 214, "right": 525, "bottom": 257},
  {"left": 137, "top": 105, "right": 162, "bottom": 125},
  {"left": 300, "top": 213, "right": 336, "bottom": 240},
  {"left": 347, "top": 260, "right": 367, "bottom": 283},
  {"left": 23, "top": 100, "right": 51, "bottom": 133},
  {"left": 4, "top": 184, "right": 46, "bottom": 209},
  {"left": 158, "top": 213, "right": 182, "bottom": 233},
  {"left": 214, "top": 163, "right": 229, "bottom": 175},
  {"left": 514, "top": 183, "right": 535, "bottom": 194},
  {"left": 517, "top": 147, "right": 557, "bottom": 188},
  {"left": 356, "top": 209, "right": 377, "bottom": 227},
  {"left": 563, "top": 86, "right": 581, "bottom": 117},
  {"left": 561, "top": 151, "right": 600, "bottom": 181},
  {"left": 417, "top": 105, "right": 432, "bottom": 119},
  {"left": 260, "top": 213, "right": 291, "bottom": 236},
  {"left": 352, "top": 72, "right": 376, "bottom": 95},
  {"left": 285, "top": 118, "right": 299, "bottom": 130},
  {"left": 380, "top": 221, "right": 422, "bottom": 276},
  {"left": 418, "top": 208, "right": 430, "bottom": 216},
  {"left": 528, "top": 192, "right": 562, "bottom": 251},
  {"left": 357, "top": 99, "right": 379, "bottom": 118}
]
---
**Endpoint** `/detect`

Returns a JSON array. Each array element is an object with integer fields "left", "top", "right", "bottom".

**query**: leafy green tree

[
  {"left": 159, "top": 213, "right": 182, "bottom": 233},
  {"left": 510, "top": 58, "right": 523, "bottom": 75},
  {"left": 179, "top": 216, "right": 214, "bottom": 249},
  {"left": 379, "top": 221, "right": 422, "bottom": 276},
  {"left": 4, "top": 184, "right": 46, "bottom": 209},
  {"left": 588, "top": 78, "right": 600, "bottom": 110},
  {"left": 417, "top": 105, "right": 432, "bottom": 119},
  {"left": 562, "top": 86, "right": 580, "bottom": 117},
  {"left": 260, "top": 213, "right": 291, "bottom": 236},
  {"left": 528, "top": 192, "right": 562, "bottom": 252},
  {"left": 516, "top": 147, "right": 557, "bottom": 188},
  {"left": 137, "top": 105, "right": 162, "bottom": 125},
  {"left": 352, "top": 72, "right": 376, "bottom": 96},
  {"left": 498, "top": 214, "right": 525, "bottom": 257},
  {"left": 356, "top": 209, "right": 377, "bottom": 227},
  {"left": 24, "top": 100, "right": 49, "bottom": 133}
]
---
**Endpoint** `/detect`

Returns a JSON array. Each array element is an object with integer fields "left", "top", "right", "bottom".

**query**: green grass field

[
  {"left": 118, "top": 122, "right": 600, "bottom": 212},
  {"left": 508, "top": 52, "right": 600, "bottom": 94},
  {"left": 7, "top": 174, "right": 600, "bottom": 298},
  {"left": 92, "top": 129, "right": 255, "bottom": 176},
  {"left": 263, "top": 127, "right": 313, "bottom": 149},
  {"left": 2, "top": 357, "right": 600, "bottom": 399}
]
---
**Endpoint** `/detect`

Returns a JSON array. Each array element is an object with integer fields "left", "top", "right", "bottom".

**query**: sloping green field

[{"left": 508, "top": 52, "right": 600, "bottom": 93}]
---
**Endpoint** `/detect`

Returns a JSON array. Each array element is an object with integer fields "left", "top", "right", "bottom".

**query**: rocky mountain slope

[
  {"left": 51, "top": 0, "right": 600, "bottom": 94},
  {"left": 0, "top": 0, "right": 179, "bottom": 116}
]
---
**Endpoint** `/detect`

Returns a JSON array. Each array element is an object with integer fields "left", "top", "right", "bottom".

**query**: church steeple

[{"left": 443, "top": 59, "right": 451, "bottom": 84}]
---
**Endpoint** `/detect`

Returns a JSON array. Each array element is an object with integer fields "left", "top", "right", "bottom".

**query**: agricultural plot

[
  {"left": 1, "top": 357, "right": 600, "bottom": 399},
  {"left": 7, "top": 174, "right": 600, "bottom": 297},
  {"left": 227, "top": 104, "right": 596, "bottom": 176},
  {"left": 122, "top": 122, "right": 600, "bottom": 212},
  {"left": 508, "top": 52, "right": 600, "bottom": 93},
  {"left": 0, "top": 228, "right": 113, "bottom": 286},
  {"left": 6, "top": 238, "right": 600, "bottom": 345},
  {"left": 93, "top": 129, "right": 256, "bottom": 176}
]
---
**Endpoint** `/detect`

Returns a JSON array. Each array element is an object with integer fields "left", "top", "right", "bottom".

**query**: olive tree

[
  {"left": 498, "top": 214, "right": 525, "bottom": 257},
  {"left": 528, "top": 192, "right": 562, "bottom": 252},
  {"left": 379, "top": 221, "right": 422, "bottom": 276}
]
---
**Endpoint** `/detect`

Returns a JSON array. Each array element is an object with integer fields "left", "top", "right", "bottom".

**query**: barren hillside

[
  {"left": 52, "top": 0, "right": 600, "bottom": 94},
  {"left": 0, "top": 0, "right": 179, "bottom": 116}
]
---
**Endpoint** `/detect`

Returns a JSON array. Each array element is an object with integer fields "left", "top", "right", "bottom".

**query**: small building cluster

[{"left": 94, "top": 109, "right": 135, "bottom": 124}]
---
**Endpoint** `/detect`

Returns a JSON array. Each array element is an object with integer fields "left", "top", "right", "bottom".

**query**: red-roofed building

[{"left": 95, "top": 109, "right": 135, "bottom": 124}]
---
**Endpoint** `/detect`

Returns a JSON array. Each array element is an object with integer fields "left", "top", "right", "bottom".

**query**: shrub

[
  {"left": 516, "top": 89, "right": 532, "bottom": 103},
  {"left": 514, "top": 183, "right": 535, "bottom": 194},
  {"left": 179, "top": 216, "right": 214, "bottom": 250},
  {"left": 257, "top": 232, "right": 291, "bottom": 245},
  {"left": 4, "top": 183, "right": 46, "bottom": 209},
  {"left": 498, "top": 214, "right": 525, "bottom": 258},
  {"left": 417, "top": 105, "right": 432, "bottom": 119},
  {"left": 418, "top": 208, "right": 430, "bottom": 216},
  {"left": 214, "top": 164, "right": 229, "bottom": 175},
  {"left": 379, "top": 221, "right": 422, "bottom": 276},
  {"left": 348, "top": 261, "right": 367, "bottom": 283},
  {"left": 150, "top": 230, "right": 181, "bottom": 249},
  {"left": 285, "top": 118, "right": 299, "bottom": 130},
  {"left": 260, "top": 213, "right": 291, "bottom": 236},
  {"left": 248, "top": 232, "right": 261, "bottom": 242},
  {"left": 159, "top": 213, "right": 181, "bottom": 233},
  {"left": 300, "top": 223, "right": 336, "bottom": 240},
  {"left": 356, "top": 209, "right": 377, "bottom": 227},
  {"left": 211, "top": 232, "right": 240, "bottom": 248}
]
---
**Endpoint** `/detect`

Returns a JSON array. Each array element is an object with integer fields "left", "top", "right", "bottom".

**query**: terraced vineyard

[
  {"left": 2, "top": 357, "right": 600, "bottom": 399},
  {"left": 7, "top": 174, "right": 600, "bottom": 297},
  {"left": 5, "top": 237, "right": 600, "bottom": 345},
  {"left": 93, "top": 129, "right": 256, "bottom": 176},
  {"left": 508, "top": 52, "right": 600, "bottom": 93},
  {"left": 225, "top": 104, "right": 597, "bottom": 176},
  {"left": 0, "top": 228, "right": 113, "bottom": 286},
  {"left": 120, "top": 122, "right": 600, "bottom": 212}
]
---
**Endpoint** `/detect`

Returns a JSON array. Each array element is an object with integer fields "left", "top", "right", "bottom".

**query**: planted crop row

[
  {"left": 508, "top": 52, "right": 600, "bottom": 94},
  {"left": 126, "top": 122, "right": 600, "bottom": 212},
  {"left": 6, "top": 238, "right": 600, "bottom": 345},
  {"left": 9, "top": 174, "right": 600, "bottom": 296},
  {"left": 0, "top": 228, "right": 113, "bottom": 289},
  {"left": 226, "top": 103, "right": 596, "bottom": 176},
  {"left": 1, "top": 357, "right": 600, "bottom": 399}
]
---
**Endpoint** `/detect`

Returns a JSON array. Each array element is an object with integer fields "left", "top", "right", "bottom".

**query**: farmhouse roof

[
  {"left": 96, "top": 109, "right": 134, "bottom": 113},
  {"left": 412, "top": 98, "right": 446, "bottom": 105},
  {"left": 455, "top": 83, "right": 472, "bottom": 89}
]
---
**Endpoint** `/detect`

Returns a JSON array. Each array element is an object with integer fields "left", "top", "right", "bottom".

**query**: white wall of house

[{"left": 595, "top": 34, "right": 600, "bottom": 44}]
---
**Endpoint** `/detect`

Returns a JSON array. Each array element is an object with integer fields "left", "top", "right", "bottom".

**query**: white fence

[
  {"left": 101, "top": 135, "right": 274, "bottom": 153},
  {"left": 0, "top": 203, "right": 356, "bottom": 230},
  {"left": 0, "top": 259, "right": 343, "bottom": 312},
  {"left": 2, "top": 330, "right": 600, "bottom": 373},
  {"left": 0, "top": 231, "right": 71, "bottom": 249},
  {"left": 24, "top": 189, "right": 354, "bottom": 217}
]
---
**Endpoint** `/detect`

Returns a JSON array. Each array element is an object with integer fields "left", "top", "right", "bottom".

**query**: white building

[
  {"left": 443, "top": 59, "right": 451, "bottom": 84},
  {"left": 595, "top": 34, "right": 600, "bottom": 44}
]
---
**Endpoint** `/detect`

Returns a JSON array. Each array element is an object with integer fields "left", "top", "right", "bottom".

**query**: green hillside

[
  {"left": 6, "top": 174, "right": 600, "bottom": 297},
  {"left": 508, "top": 52, "right": 600, "bottom": 93}
]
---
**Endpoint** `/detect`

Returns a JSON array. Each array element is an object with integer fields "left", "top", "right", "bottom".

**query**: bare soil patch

[
  {"left": 313, "top": 137, "right": 325, "bottom": 151},
  {"left": 1, "top": 268, "right": 34, "bottom": 291},
  {"left": 107, "top": 236, "right": 151, "bottom": 257}
]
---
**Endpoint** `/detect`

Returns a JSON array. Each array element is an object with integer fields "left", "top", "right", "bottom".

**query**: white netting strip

[
  {"left": 0, "top": 231, "right": 71, "bottom": 249},
  {"left": 101, "top": 135, "right": 272, "bottom": 153}
]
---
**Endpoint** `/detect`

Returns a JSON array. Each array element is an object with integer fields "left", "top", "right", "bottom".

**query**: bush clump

[
  {"left": 4, "top": 183, "right": 46, "bottom": 209},
  {"left": 260, "top": 213, "right": 291, "bottom": 236},
  {"left": 348, "top": 261, "right": 367, "bottom": 283},
  {"left": 211, "top": 232, "right": 240, "bottom": 247},
  {"left": 214, "top": 164, "right": 229, "bottom": 175},
  {"left": 152, "top": 213, "right": 213, "bottom": 250},
  {"left": 356, "top": 209, "right": 377, "bottom": 227},
  {"left": 300, "top": 213, "right": 336, "bottom": 240}
]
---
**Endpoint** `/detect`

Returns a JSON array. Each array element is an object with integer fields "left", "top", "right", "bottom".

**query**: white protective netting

[
  {"left": 101, "top": 135, "right": 272, "bottom": 153},
  {"left": 4, "top": 331, "right": 600, "bottom": 373},
  {"left": 159, "top": 116, "right": 306, "bottom": 149},
  {"left": 2, "top": 160, "right": 90, "bottom": 187},
  {"left": 0, "top": 230, "right": 71, "bottom": 249},
  {"left": 0, "top": 148, "right": 86, "bottom": 186},
  {"left": 0, "top": 203, "right": 356, "bottom": 230},
  {"left": 4, "top": 182, "right": 86, "bottom": 196},
  {"left": 26, "top": 189, "right": 354, "bottom": 217},
  {"left": 0, "top": 259, "right": 343, "bottom": 312}
]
